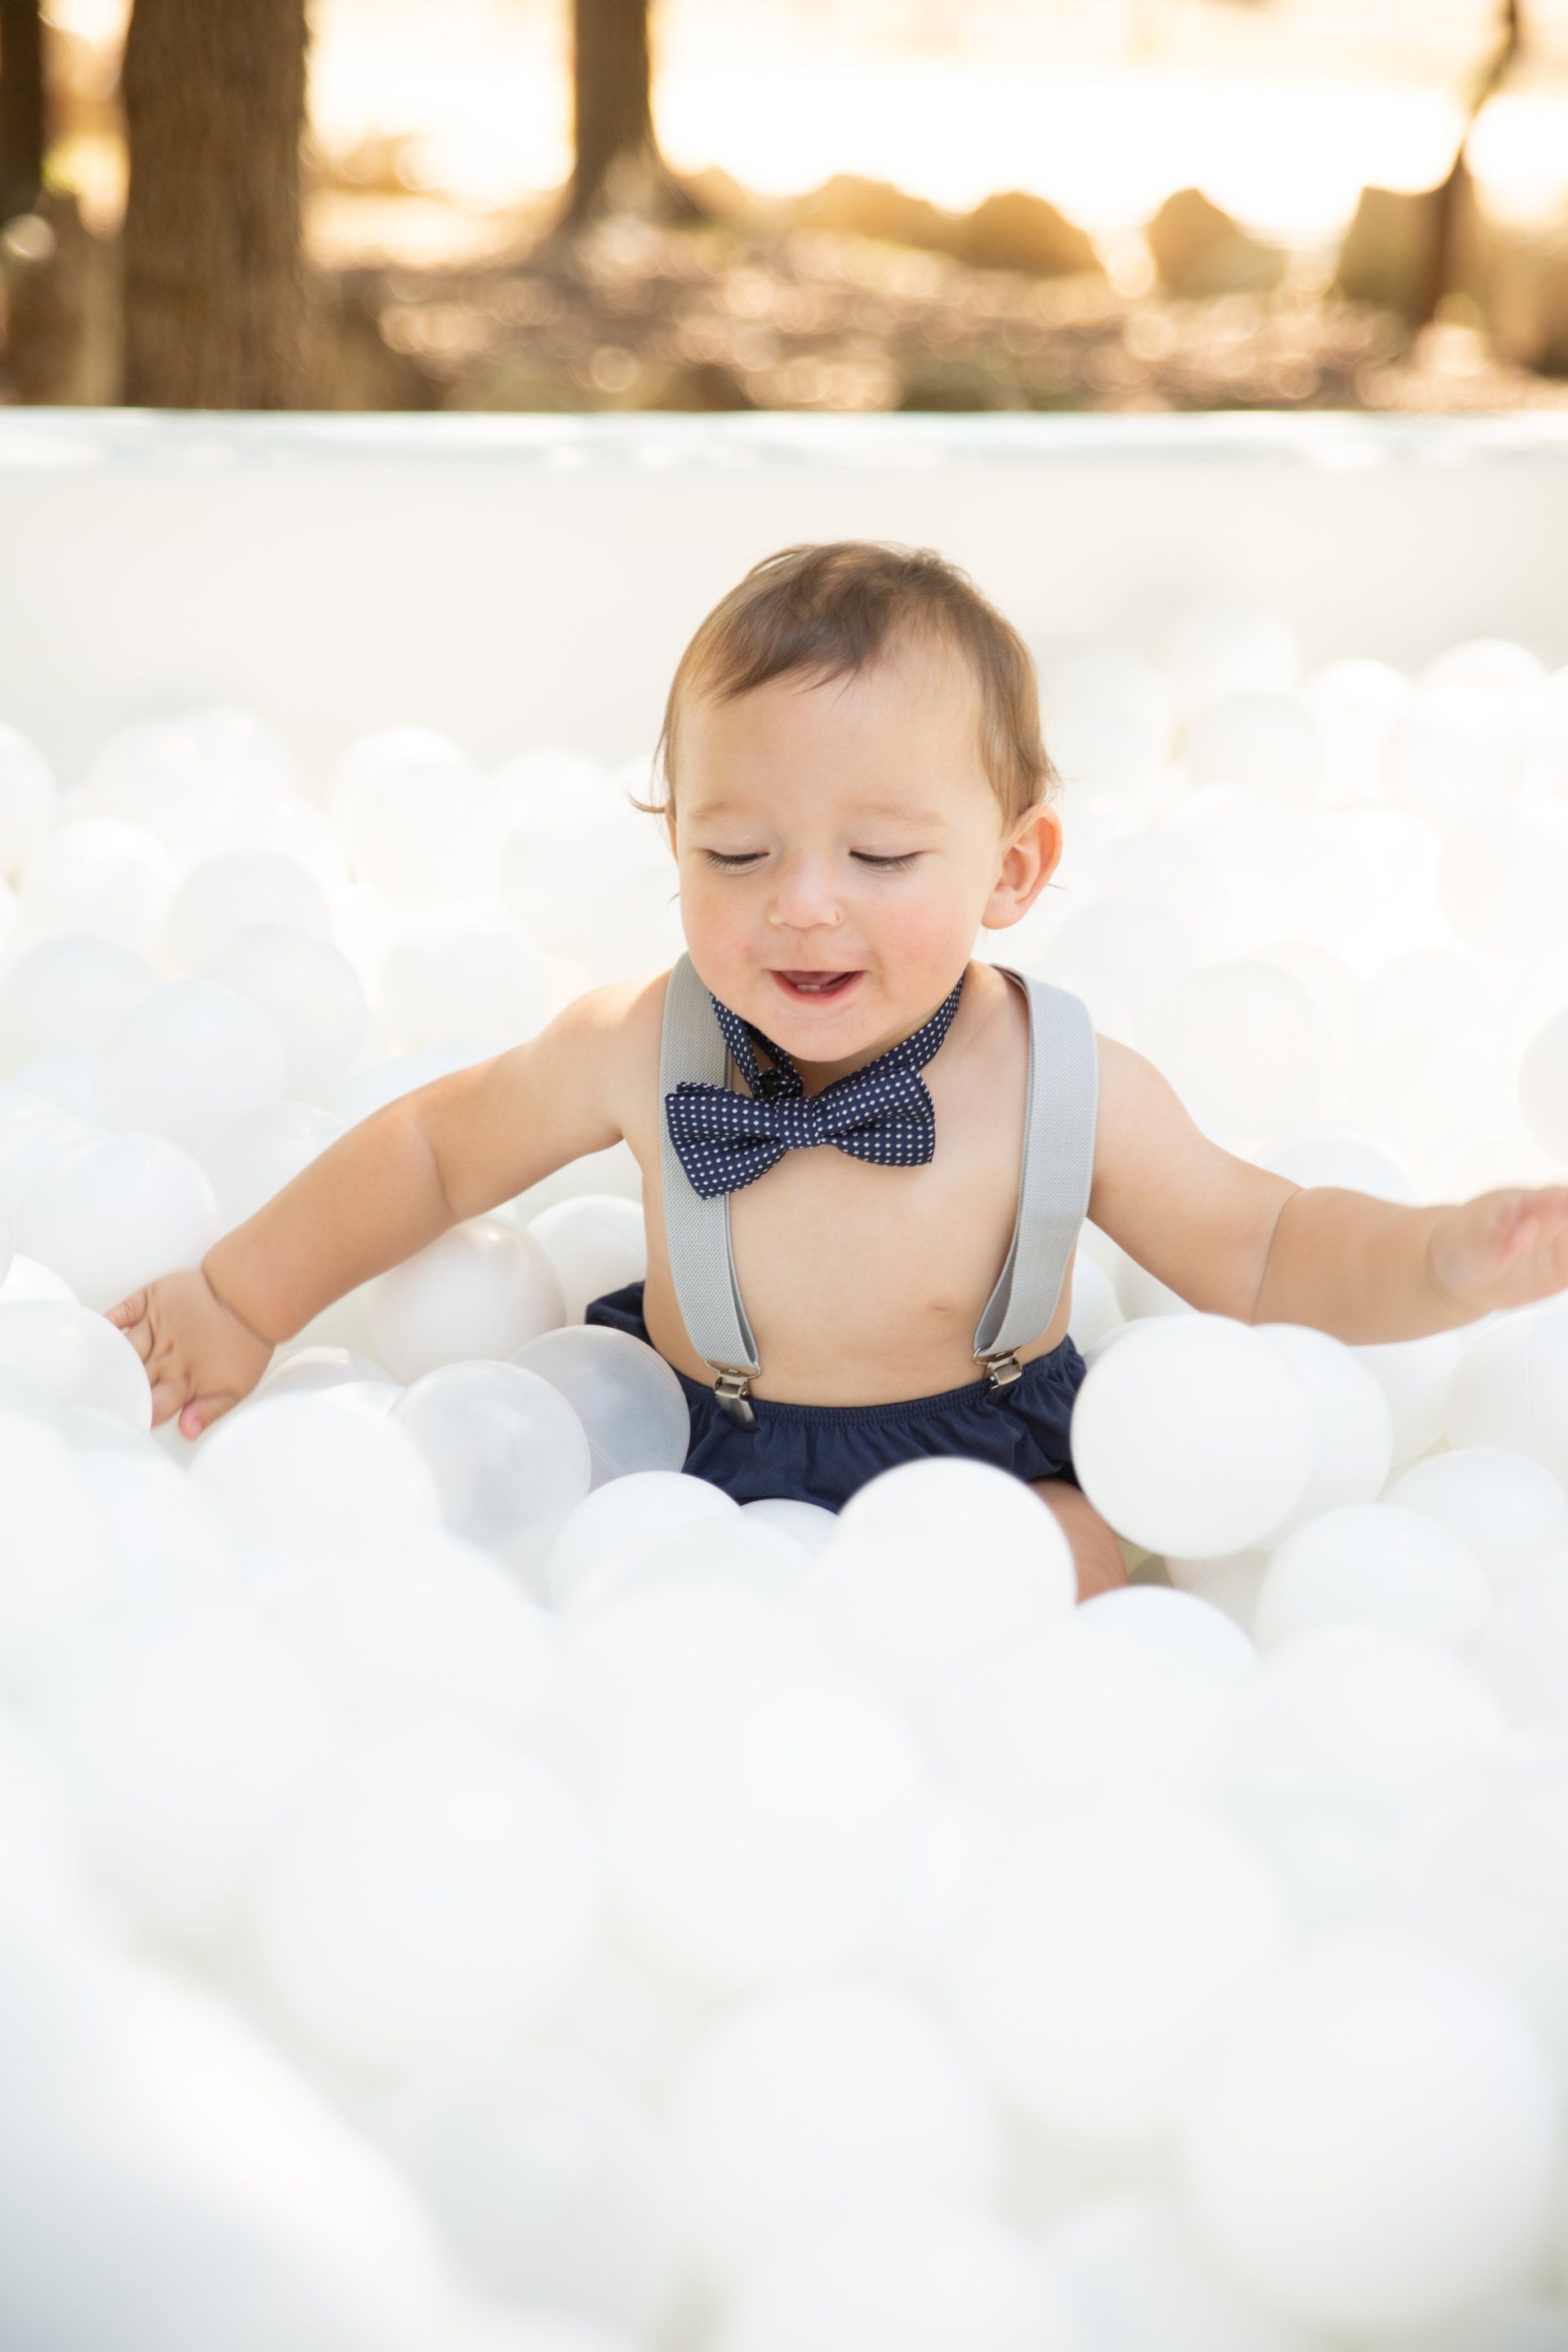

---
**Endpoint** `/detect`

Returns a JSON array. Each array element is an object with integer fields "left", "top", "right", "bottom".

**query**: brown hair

[{"left": 629, "top": 540, "right": 1059, "bottom": 837}]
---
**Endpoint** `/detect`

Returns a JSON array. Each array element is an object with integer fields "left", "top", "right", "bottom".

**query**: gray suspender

[{"left": 657, "top": 951, "right": 1098, "bottom": 1429}]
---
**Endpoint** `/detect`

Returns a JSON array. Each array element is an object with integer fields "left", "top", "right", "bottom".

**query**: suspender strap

[
  {"left": 969, "top": 969, "right": 1098, "bottom": 1386},
  {"left": 658, "top": 951, "right": 763, "bottom": 1423}
]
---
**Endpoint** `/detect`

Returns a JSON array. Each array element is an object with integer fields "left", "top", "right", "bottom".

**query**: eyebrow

[{"left": 688, "top": 800, "right": 950, "bottom": 830}]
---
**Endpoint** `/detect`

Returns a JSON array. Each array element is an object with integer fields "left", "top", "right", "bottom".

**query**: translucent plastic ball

[
  {"left": 1178, "top": 1926, "right": 1558, "bottom": 2336},
  {"left": 240, "top": 1529, "right": 557, "bottom": 1742},
  {"left": 366, "top": 1215, "right": 566, "bottom": 1383},
  {"left": 1136, "top": 958, "right": 1334, "bottom": 1138},
  {"left": 1254, "top": 1503, "right": 1493, "bottom": 1655},
  {"left": 191, "top": 1391, "right": 444, "bottom": 1552},
  {"left": 806, "top": 1512, "right": 1076, "bottom": 1731},
  {"left": 544, "top": 1470, "right": 743, "bottom": 1610},
  {"left": 327, "top": 724, "right": 474, "bottom": 831},
  {"left": 1252, "top": 1322, "right": 1395, "bottom": 1535},
  {"left": 670, "top": 1980, "right": 999, "bottom": 2292},
  {"left": 1384, "top": 681, "right": 1531, "bottom": 829},
  {"left": 1384, "top": 1447, "right": 1568, "bottom": 1595},
  {"left": 0, "top": 1405, "right": 113, "bottom": 1696},
  {"left": 17, "top": 1129, "right": 220, "bottom": 1311},
  {"left": 595, "top": 1650, "right": 929, "bottom": 1993},
  {"left": 1070, "top": 1314, "right": 1315, "bottom": 1559},
  {"left": 390, "top": 1361, "right": 594, "bottom": 1587},
  {"left": 194, "top": 1100, "right": 344, "bottom": 1229},
  {"left": 520, "top": 1195, "right": 646, "bottom": 1322},
  {"left": 1167, "top": 602, "right": 1302, "bottom": 715},
  {"left": 0, "top": 724, "right": 55, "bottom": 879},
  {"left": 13, "top": 817, "right": 177, "bottom": 960},
  {"left": 379, "top": 909, "right": 550, "bottom": 1052},
  {"left": 1440, "top": 795, "right": 1568, "bottom": 960},
  {"left": 34, "top": 1604, "right": 338, "bottom": 1948},
  {"left": 250, "top": 1715, "right": 601, "bottom": 2072},
  {"left": 94, "top": 977, "right": 288, "bottom": 1153},
  {"left": 1042, "top": 2190, "right": 1322, "bottom": 2352},
  {"left": 1303, "top": 656, "right": 1413, "bottom": 804},
  {"left": 929, "top": 1603, "right": 1249, "bottom": 1819},
  {"left": 1183, "top": 690, "right": 1325, "bottom": 806},
  {"left": 717, "top": 2197, "right": 1081, "bottom": 2352},
  {"left": 1039, "top": 646, "right": 1175, "bottom": 808},
  {"left": 164, "top": 851, "right": 332, "bottom": 973},
  {"left": 0, "top": 1298, "right": 151, "bottom": 1427},
  {"left": 194, "top": 924, "right": 367, "bottom": 1104},
  {"left": 1475, "top": 1557, "right": 1568, "bottom": 1740},
  {"left": 1445, "top": 1302, "right": 1568, "bottom": 1484},
  {"left": 942, "top": 1793, "right": 1290, "bottom": 2145},
  {"left": 509, "top": 1325, "right": 688, "bottom": 1487},
  {"left": 0, "top": 935, "right": 157, "bottom": 1074},
  {"left": 373, "top": 2044, "right": 677, "bottom": 2333},
  {"left": 342, "top": 751, "right": 492, "bottom": 909}
]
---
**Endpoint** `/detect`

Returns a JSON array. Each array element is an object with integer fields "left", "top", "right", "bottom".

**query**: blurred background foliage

[{"left": 1, "top": 0, "right": 1566, "bottom": 413}]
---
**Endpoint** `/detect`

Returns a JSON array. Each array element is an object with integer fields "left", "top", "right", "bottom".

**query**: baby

[{"left": 105, "top": 541, "right": 1568, "bottom": 1603}]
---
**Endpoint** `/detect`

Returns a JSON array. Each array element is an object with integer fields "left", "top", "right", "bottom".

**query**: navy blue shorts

[{"left": 582, "top": 1278, "right": 1088, "bottom": 1515}]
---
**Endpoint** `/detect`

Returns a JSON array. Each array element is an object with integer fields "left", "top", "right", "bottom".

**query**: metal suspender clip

[
  {"left": 710, "top": 1368, "right": 759, "bottom": 1431},
  {"left": 978, "top": 1348, "right": 1023, "bottom": 1396}
]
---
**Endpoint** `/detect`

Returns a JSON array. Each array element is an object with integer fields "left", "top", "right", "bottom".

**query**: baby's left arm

[{"left": 1089, "top": 1036, "right": 1568, "bottom": 1345}]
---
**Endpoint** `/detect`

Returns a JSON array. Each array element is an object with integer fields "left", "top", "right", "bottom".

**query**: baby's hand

[
  {"left": 1426, "top": 1183, "right": 1568, "bottom": 1320},
  {"left": 103, "top": 1269, "right": 276, "bottom": 1439}
]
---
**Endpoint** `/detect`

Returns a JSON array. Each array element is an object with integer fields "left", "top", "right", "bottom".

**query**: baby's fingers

[
  {"left": 105, "top": 1291, "right": 153, "bottom": 1364},
  {"left": 177, "top": 1393, "right": 235, "bottom": 1441}
]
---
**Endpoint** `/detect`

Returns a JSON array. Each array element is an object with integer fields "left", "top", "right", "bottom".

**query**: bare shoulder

[{"left": 1085, "top": 1031, "right": 1301, "bottom": 1321}]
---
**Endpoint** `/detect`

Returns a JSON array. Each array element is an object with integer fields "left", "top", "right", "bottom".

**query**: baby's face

[{"left": 670, "top": 630, "right": 1059, "bottom": 1066}]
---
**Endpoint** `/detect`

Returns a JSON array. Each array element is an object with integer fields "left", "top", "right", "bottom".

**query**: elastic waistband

[{"left": 671, "top": 1335, "right": 1085, "bottom": 1428}]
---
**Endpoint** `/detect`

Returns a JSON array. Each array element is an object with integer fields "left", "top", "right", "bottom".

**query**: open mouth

[{"left": 771, "top": 970, "right": 863, "bottom": 1000}]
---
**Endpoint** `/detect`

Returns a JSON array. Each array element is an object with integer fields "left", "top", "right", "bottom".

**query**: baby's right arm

[{"left": 105, "top": 979, "right": 635, "bottom": 1439}]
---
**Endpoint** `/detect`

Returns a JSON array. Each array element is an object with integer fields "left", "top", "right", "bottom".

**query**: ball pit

[{"left": 2, "top": 413, "right": 1568, "bottom": 2347}]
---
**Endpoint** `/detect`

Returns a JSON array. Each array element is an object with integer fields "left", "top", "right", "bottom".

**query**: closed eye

[{"left": 701, "top": 850, "right": 921, "bottom": 871}]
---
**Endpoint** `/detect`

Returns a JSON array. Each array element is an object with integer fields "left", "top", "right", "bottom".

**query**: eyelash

[{"left": 701, "top": 851, "right": 920, "bottom": 872}]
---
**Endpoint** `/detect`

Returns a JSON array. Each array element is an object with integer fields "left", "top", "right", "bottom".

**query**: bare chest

[{"left": 616, "top": 970, "right": 1076, "bottom": 1404}]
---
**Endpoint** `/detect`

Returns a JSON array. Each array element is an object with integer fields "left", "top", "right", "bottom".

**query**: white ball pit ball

[
  {"left": 1137, "top": 960, "right": 1334, "bottom": 1138},
  {"left": 1519, "top": 1004, "right": 1568, "bottom": 1163},
  {"left": 255, "top": 1344, "right": 396, "bottom": 1401},
  {"left": 1253, "top": 1321, "right": 1394, "bottom": 1534},
  {"left": 1254, "top": 1503, "right": 1493, "bottom": 1655},
  {"left": 195, "top": 1100, "right": 344, "bottom": 1229},
  {"left": 1178, "top": 1927, "right": 1559, "bottom": 2337},
  {"left": 717, "top": 2197, "right": 1080, "bottom": 2352},
  {"left": 1304, "top": 655, "right": 1413, "bottom": 803},
  {"left": 252, "top": 1716, "right": 600, "bottom": 2074},
  {"left": 390, "top": 1361, "right": 593, "bottom": 1588},
  {"left": 1039, "top": 645, "right": 1175, "bottom": 807},
  {"left": 373, "top": 2044, "right": 677, "bottom": 2334},
  {"left": 241, "top": 1529, "right": 557, "bottom": 1743},
  {"left": 1069, "top": 1313, "right": 1314, "bottom": 1558},
  {"left": 1446, "top": 1302, "right": 1568, "bottom": 1484},
  {"left": 564, "top": 1512, "right": 812, "bottom": 1624},
  {"left": 0, "top": 1405, "right": 109, "bottom": 1699},
  {"left": 521, "top": 1195, "right": 646, "bottom": 1321},
  {"left": 0, "top": 1190, "right": 11, "bottom": 1286},
  {"left": 9, "top": 1045, "right": 98, "bottom": 1120},
  {"left": 198, "top": 923, "right": 369, "bottom": 1102},
  {"left": 191, "top": 1390, "right": 443, "bottom": 1552},
  {"left": 0, "top": 1093, "right": 93, "bottom": 1214},
  {"left": 741, "top": 1496, "right": 836, "bottom": 1557},
  {"left": 17, "top": 1129, "right": 221, "bottom": 1312},
  {"left": 509, "top": 1324, "right": 688, "bottom": 1487},
  {"left": 1475, "top": 1557, "right": 1568, "bottom": 1740},
  {"left": 807, "top": 1514, "right": 1076, "bottom": 1731},
  {"left": 1183, "top": 689, "right": 1325, "bottom": 806},
  {"left": 379, "top": 908, "right": 550, "bottom": 1052},
  {"left": 1385, "top": 1447, "right": 1568, "bottom": 1597},
  {"left": 0, "top": 934, "right": 156, "bottom": 1072},
  {"left": 1076, "top": 1581, "right": 1258, "bottom": 1678},
  {"left": 0, "top": 1298, "right": 151, "bottom": 1426},
  {"left": 1042, "top": 2191, "right": 1322, "bottom": 2352},
  {"left": 943, "top": 1794, "right": 1290, "bottom": 2147},
  {"left": 326, "top": 723, "right": 472, "bottom": 830},
  {"left": 366, "top": 1214, "right": 566, "bottom": 1383},
  {"left": 164, "top": 850, "right": 332, "bottom": 973},
  {"left": 0, "top": 724, "right": 54, "bottom": 878},
  {"left": 342, "top": 751, "right": 492, "bottom": 910},
  {"left": 94, "top": 977, "right": 288, "bottom": 1154},
  {"left": 0, "top": 1704, "right": 98, "bottom": 1933},
  {"left": 669, "top": 1980, "right": 1000, "bottom": 2292},
  {"left": 13, "top": 816, "right": 176, "bottom": 960},
  {"left": 594, "top": 1650, "right": 929, "bottom": 1993},
  {"left": 1441, "top": 795, "right": 1568, "bottom": 960},
  {"left": 1167, "top": 601, "right": 1302, "bottom": 715},
  {"left": 1356, "top": 1325, "right": 1469, "bottom": 1468},
  {"left": 545, "top": 1469, "right": 742, "bottom": 1611},
  {"left": 930, "top": 1603, "right": 1245, "bottom": 1818},
  {"left": 837, "top": 1452, "right": 1072, "bottom": 1561},
  {"left": 35, "top": 1605, "right": 338, "bottom": 1948}
]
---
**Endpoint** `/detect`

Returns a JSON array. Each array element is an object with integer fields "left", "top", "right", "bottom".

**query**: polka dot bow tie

[{"left": 665, "top": 971, "right": 966, "bottom": 1200}]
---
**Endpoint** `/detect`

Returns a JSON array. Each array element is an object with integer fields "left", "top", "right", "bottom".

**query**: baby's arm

[
  {"left": 1087, "top": 1037, "right": 1568, "bottom": 1344},
  {"left": 105, "top": 980, "right": 633, "bottom": 1435}
]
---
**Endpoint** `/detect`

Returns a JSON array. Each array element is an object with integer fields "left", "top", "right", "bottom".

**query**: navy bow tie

[{"left": 665, "top": 972, "right": 966, "bottom": 1200}]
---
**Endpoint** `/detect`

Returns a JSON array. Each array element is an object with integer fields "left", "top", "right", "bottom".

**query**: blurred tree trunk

[
  {"left": 1410, "top": 0, "right": 1522, "bottom": 329},
  {"left": 557, "top": 0, "right": 705, "bottom": 230},
  {"left": 121, "top": 0, "right": 317, "bottom": 407},
  {"left": 0, "top": 0, "right": 46, "bottom": 225}
]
